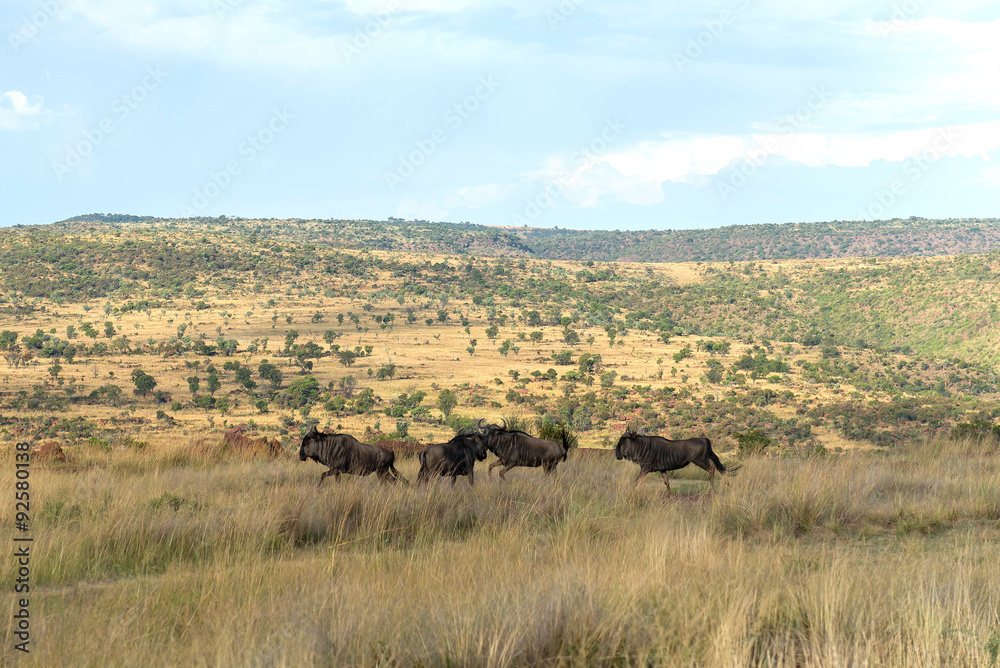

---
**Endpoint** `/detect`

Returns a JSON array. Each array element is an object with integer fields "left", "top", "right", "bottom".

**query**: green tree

[
  {"left": 552, "top": 350, "right": 574, "bottom": 365},
  {"left": 206, "top": 372, "right": 221, "bottom": 395},
  {"left": 578, "top": 353, "right": 602, "bottom": 376},
  {"left": 284, "top": 375, "right": 320, "bottom": 408},
  {"left": 131, "top": 368, "right": 157, "bottom": 396},
  {"left": 258, "top": 360, "right": 283, "bottom": 389},
  {"left": 338, "top": 350, "right": 357, "bottom": 368},
  {"left": 437, "top": 389, "right": 458, "bottom": 418},
  {"left": 186, "top": 376, "right": 200, "bottom": 394}
]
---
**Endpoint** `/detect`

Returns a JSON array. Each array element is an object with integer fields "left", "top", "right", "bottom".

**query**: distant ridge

[{"left": 52, "top": 214, "right": 1000, "bottom": 263}]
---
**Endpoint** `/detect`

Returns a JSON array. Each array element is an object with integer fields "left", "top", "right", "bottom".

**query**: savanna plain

[{"left": 3, "top": 216, "right": 1000, "bottom": 666}]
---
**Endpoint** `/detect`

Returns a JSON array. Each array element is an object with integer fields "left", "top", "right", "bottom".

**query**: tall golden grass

[{"left": 3, "top": 437, "right": 1000, "bottom": 666}]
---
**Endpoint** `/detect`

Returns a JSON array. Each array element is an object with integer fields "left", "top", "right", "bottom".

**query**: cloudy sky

[{"left": 2, "top": 0, "right": 998, "bottom": 229}]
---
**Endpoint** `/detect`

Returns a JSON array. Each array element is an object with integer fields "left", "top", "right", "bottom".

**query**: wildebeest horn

[{"left": 501, "top": 418, "right": 508, "bottom": 431}]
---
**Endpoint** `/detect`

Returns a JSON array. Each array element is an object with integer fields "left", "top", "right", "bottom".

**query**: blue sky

[{"left": 2, "top": 0, "right": 998, "bottom": 230}]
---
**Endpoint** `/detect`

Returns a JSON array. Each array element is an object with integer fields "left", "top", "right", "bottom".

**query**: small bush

[
  {"left": 951, "top": 418, "right": 1000, "bottom": 442},
  {"left": 734, "top": 429, "right": 772, "bottom": 458},
  {"left": 86, "top": 436, "right": 112, "bottom": 452}
]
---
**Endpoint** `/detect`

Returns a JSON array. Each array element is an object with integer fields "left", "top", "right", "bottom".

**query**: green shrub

[{"left": 734, "top": 429, "right": 772, "bottom": 458}]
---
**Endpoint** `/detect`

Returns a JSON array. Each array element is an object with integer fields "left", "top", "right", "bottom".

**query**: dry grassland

[
  {"left": 2, "top": 252, "right": 851, "bottom": 451},
  {"left": 2, "top": 437, "right": 999, "bottom": 666}
]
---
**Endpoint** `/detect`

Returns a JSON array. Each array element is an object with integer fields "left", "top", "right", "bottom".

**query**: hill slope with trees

[{"left": 53, "top": 214, "right": 1000, "bottom": 263}]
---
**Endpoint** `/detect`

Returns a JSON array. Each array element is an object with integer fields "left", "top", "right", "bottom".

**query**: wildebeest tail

[
  {"left": 560, "top": 427, "right": 569, "bottom": 461},
  {"left": 706, "top": 439, "right": 726, "bottom": 473},
  {"left": 417, "top": 451, "right": 427, "bottom": 476}
]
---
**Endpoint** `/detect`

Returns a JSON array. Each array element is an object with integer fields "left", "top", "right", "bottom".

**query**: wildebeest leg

[
  {"left": 633, "top": 470, "right": 649, "bottom": 486},
  {"left": 498, "top": 464, "right": 515, "bottom": 480},
  {"left": 488, "top": 460, "right": 503, "bottom": 477},
  {"left": 451, "top": 473, "right": 459, "bottom": 487},
  {"left": 693, "top": 459, "right": 717, "bottom": 492},
  {"left": 319, "top": 469, "right": 337, "bottom": 486},
  {"left": 468, "top": 470, "right": 475, "bottom": 487},
  {"left": 660, "top": 472, "right": 672, "bottom": 494}
]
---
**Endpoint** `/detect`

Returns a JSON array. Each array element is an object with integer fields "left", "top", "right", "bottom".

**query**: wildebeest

[
  {"left": 299, "top": 426, "right": 407, "bottom": 486},
  {"left": 416, "top": 428, "right": 489, "bottom": 486},
  {"left": 481, "top": 420, "right": 570, "bottom": 479},
  {"left": 615, "top": 430, "right": 726, "bottom": 492}
]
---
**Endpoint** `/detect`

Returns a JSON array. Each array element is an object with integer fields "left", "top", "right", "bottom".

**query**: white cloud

[
  {"left": 534, "top": 121, "right": 1000, "bottom": 207},
  {"left": 0, "top": 91, "right": 55, "bottom": 130}
]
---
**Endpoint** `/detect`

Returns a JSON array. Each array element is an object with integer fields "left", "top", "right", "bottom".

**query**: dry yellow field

[
  {"left": 2, "top": 437, "right": 999, "bottom": 666},
  {"left": 1, "top": 249, "right": 852, "bottom": 453}
]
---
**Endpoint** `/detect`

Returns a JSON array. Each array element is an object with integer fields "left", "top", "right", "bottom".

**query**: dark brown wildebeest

[
  {"left": 614, "top": 429, "right": 726, "bottom": 493},
  {"left": 299, "top": 426, "right": 407, "bottom": 486},
  {"left": 416, "top": 428, "right": 489, "bottom": 487},
  {"left": 481, "top": 420, "right": 570, "bottom": 480}
]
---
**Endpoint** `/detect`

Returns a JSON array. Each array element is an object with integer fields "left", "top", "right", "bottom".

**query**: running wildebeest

[
  {"left": 299, "top": 426, "right": 407, "bottom": 486},
  {"left": 614, "top": 429, "right": 726, "bottom": 493},
  {"left": 416, "top": 428, "right": 489, "bottom": 487},
  {"left": 481, "top": 420, "right": 570, "bottom": 480}
]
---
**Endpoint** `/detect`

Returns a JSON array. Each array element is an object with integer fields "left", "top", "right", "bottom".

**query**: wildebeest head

[
  {"left": 299, "top": 425, "right": 322, "bottom": 462},
  {"left": 615, "top": 429, "right": 638, "bottom": 460},
  {"left": 458, "top": 426, "right": 489, "bottom": 461}
]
